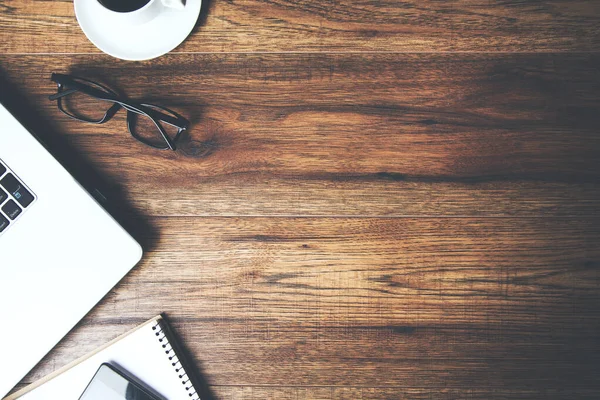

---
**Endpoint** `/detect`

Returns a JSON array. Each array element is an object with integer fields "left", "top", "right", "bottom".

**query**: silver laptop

[{"left": 0, "top": 101, "right": 143, "bottom": 397}]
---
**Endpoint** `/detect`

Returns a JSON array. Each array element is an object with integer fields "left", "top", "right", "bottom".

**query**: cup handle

[{"left": 161, "top": 0, "right": 185, "bottom": 9}]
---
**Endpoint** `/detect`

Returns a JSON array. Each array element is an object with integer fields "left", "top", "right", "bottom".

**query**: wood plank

[
  {"left": 16, "top": 217, "right": 600, "bottom": 392},
  {"left": 1, "top": 0, "right": 600, "bottom": 54},
  {"left": 1, "top": 53, "right": 599, "bottom": 216},
  {"left": 11, "top": 384, "right": 597, "bottom": 400},
  {"left": 210, "top": 387, "right": 600, "bottom": 400}
]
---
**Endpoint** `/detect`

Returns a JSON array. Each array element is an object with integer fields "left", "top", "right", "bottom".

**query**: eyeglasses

[{"left": 49, "top": 73, "right": 189, "bottom": 150}]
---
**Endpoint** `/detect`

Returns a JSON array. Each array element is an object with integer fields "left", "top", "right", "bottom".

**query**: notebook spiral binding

[{"left": 152, "top": 321, "right": 200, "bottom": 400}]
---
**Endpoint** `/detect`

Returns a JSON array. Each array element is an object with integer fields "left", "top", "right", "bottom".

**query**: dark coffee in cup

[{"left": 98, "top": 0, "right": 151, "bottom": 13}]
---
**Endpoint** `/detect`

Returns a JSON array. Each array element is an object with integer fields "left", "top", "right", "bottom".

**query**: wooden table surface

[{"left": 2, "top": 1, "right": 600, "bottom": 398}]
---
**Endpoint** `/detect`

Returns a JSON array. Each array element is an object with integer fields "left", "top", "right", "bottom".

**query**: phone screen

[{"left": 79, "top": 364, "right": 160, "bottom": 400}]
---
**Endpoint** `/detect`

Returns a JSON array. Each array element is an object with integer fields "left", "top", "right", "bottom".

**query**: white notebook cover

[{"left": 4, "top": 316, "right": 199, "bottom": 400}]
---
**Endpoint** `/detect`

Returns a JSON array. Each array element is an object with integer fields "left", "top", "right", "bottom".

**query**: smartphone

[{"left": 79, "top": 363, "right": 162, "bottom": 400}]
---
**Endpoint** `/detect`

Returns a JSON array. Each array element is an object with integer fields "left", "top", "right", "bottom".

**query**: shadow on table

[
  {"left": 0, "top": 68, "right": 158, "bottom": 253},
  {"left": 162, "top": 314, "right": 218, "bottom": 400},
  {"left": 192, "top": 0, "right": 212, "bottom": 34}
]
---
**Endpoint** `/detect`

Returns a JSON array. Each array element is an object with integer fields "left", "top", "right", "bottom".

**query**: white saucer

[{"left": 74, "top": 0, "right": 202, "bottom": 61}]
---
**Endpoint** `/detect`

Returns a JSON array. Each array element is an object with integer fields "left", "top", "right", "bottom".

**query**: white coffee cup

[{"left": 95, "top": 0, "right": 185, "bottom": 26}]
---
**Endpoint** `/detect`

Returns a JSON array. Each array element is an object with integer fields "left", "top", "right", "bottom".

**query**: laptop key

[
  {"left": 2, "top": 200, "right": 22, "bottom": 220},
  {"left": 0, "top": 187, "right": 7, "bottom": 204},
  {"left": 0, "top": 214, "right": 8, "bottom": 232},
  {"left": 0, "top": 173, "right": 34, "bottom": 207},
  {"left": 0, "top": 163, "right": 5, "bottom": 176}
]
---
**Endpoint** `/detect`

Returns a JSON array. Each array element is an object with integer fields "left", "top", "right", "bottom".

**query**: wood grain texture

[
  {"left": 1, "top": 53, "right": 599, "bottom": 216},
  {"left": 1, "top": 0, "right": 600, "bottom": 53},
  {"left": 14, "top": 217, "right": 600, "bottom": 395},
  {"left": 210, "top": 387, "right": 600, "bottom": 400},
  {"left": 3, "top": 0, "right": 600, "bottom": 398}
]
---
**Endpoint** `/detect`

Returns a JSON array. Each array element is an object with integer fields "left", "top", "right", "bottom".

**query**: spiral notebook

[{"left": 4, "top": 316, "right": 200, "bottom": 400}]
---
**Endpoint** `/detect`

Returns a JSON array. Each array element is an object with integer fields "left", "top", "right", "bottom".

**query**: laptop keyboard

[{"left": 0, "top": 160, "right": 36, "bottom": 234}]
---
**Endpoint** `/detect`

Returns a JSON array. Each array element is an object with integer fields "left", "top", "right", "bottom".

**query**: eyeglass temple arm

[
  {"left": 48, "top": 88, "right": 78, "bottom": 101},
  {"left": 122, "top": 104, "right": 188, "bottom": 129}
]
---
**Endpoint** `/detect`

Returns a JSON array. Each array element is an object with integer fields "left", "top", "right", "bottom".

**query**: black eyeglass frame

[{"left": 49, "top": 73, "right": 189, "bottom": 150}]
